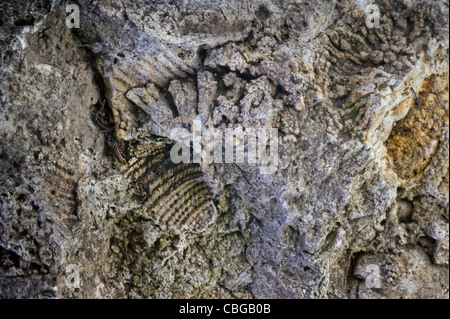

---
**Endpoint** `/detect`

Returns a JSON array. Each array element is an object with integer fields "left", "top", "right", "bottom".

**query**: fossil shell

[{"left": 126, "top": 140, "right": 217, "bottom": 233}]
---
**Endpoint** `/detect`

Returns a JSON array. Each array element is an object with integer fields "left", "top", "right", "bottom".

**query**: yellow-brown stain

[{"left": 385, "top": 74, "right": 449, "bottom": 182}]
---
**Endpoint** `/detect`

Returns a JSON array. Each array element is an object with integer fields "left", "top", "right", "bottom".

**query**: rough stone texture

[{"left": 0, "top": 0, "right": 448, "bottom": 299}]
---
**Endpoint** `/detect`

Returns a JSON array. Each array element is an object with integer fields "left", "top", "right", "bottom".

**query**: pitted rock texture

[{"left": 0, "top": 0, "right": 448, "bottom": 298}]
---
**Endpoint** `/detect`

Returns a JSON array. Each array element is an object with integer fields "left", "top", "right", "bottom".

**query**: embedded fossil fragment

[{"left": 125, "top": 139, "right": 217, "bottom": 233}]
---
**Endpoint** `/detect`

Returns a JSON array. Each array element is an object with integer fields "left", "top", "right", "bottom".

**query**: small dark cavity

[
  {"left": 197, "top": 44, "right": 212, "bottom": 64},
  {"left": 406, "top": 17, "right": 414, "bottom": 37},
  {"left": 31, "top": 201, "right": 40, "bottom": 212},
  {"left": 14, "top": 18, "right": 35, "bottom": 27},
  {"left": 255, "top": 5, "right": 271, "bottom": 20},
  {"left": 275, "top": 85, "right": 288, "bottom": 98},
  {"left": 221, "top": 115, "right": 231, "bottom": 125}
]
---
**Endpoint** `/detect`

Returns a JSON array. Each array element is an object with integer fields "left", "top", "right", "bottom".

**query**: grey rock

[{"left": 0, "top": 0, "right": 448, "bottom": 298}]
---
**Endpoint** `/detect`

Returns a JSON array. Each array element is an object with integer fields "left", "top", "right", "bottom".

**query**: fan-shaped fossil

[{"left": 125, "top": 139, "right": 217, "bottom": 233}]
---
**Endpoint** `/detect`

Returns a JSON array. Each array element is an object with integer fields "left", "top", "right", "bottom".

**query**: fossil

[{"left": 125, "top": 139, "right": 217, "bottom": 233}]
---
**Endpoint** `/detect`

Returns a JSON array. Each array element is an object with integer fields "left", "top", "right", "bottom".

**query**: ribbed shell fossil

[{"left": 125, "top": 139, "right": 217, "bottom": 233}]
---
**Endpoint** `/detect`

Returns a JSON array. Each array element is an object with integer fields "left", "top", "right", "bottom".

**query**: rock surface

[{"left": 0, "top": 0, "right": 448, "bottom": 298}]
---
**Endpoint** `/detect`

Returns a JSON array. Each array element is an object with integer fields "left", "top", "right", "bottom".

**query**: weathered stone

[{"left": 0, "top": 0, "right": 448, "bottom": 299}]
